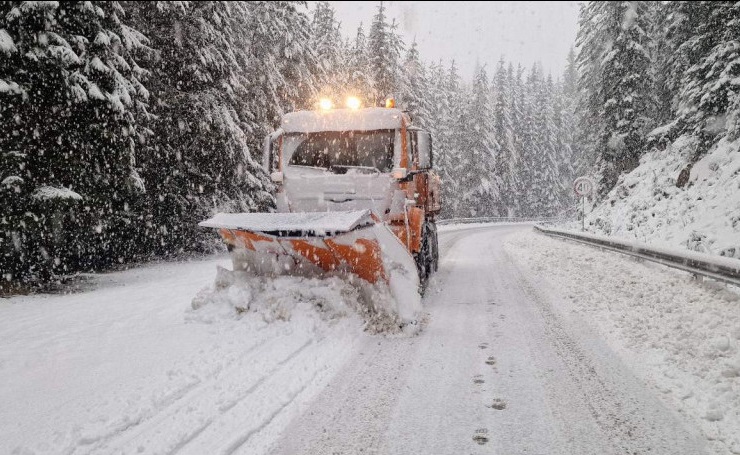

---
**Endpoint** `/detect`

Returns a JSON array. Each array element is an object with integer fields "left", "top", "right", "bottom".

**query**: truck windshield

[{"left": 284, "top": 130, "right": 395, "bottom": 173}]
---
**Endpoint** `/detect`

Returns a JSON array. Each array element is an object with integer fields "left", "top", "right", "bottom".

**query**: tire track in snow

[
  {"left": 500, "top": 240, "right": 708, "bottom": 454},
  {"left": 163, "top": 337, "right": 314, "bottom": 455},
  {"left": 221, "top": 369, "right": 319, "bottom": 455},
  {"left": 83, "top": 329, "right": 310, "bottom": 455},
  {"left": 268, "top": 228, "right": 515, "bottom": 455},
  {"left": 266, "top": 225, "right": 710, "bottom": 455},
  {"left": 177, "top": 323, "right": 361, "bottom": 455}
]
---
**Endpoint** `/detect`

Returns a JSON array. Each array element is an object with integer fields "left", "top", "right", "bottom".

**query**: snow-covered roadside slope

[
  {"left": 0, "top": 256, "right": 366, "bottom": 455},
  {"left": 587, "top": 136, "right": 740, "bottom": 258},
  {"left": 505, "top": 231, "right": 740, "bottom": 455}
]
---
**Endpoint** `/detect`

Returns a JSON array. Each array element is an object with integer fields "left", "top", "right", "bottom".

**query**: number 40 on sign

[{"left": 573, "top": 176, "right": 595, "bottom": 231}]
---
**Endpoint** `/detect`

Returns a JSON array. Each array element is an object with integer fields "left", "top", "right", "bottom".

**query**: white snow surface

[
  {"left": 0, "top": 29, "right": 16, "bottom": 54},
  {"left": 541, "top": 225, "right": 740, "bottom": 274},
  {"left": 371, "top": 223, "right": 422, "bottom": 330},
  {"left": 191, "top": 267, "right": 375, "bottom": 327},
  {"left": 506, "top": 230, "right": 740, "bottom": 455},
  {"left": 587, "top": 135, "right": 740, "bottom": 259},
  {"left": 281, "top": 107, "right": 403, "bottom": 133},
  {"left": 0, "top": 78, "right": 23, "bottom": 95},
  {"left": 200, "top": 209, "right": 373, "bottom": 234},
  {"left": 1, "top": 175, "right": 23, "bottom": 187},
  {"left": 2, "top": 224, "right": 735, "bottom": 454},
  {"left": 32, "top": 185, "right": 82, "bottom": 201},
  {"left": 0, "top": 256, "right": 367, "bottom": 455}
]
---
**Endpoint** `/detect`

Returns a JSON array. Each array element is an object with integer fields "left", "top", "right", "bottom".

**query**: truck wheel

[
  {"left": 415, "top": 222, "right": 437, "bottom": 287},
  {"left": 429, "top": 222, "right": 439, "bottom": 272}
]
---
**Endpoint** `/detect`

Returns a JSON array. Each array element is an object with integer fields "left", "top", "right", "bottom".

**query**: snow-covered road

[
  {"left": 270, "top": 225, "right": 709, "bottom": 454},
  {"left": 2, "top": 225, "right": 737, "bottom": 454}
]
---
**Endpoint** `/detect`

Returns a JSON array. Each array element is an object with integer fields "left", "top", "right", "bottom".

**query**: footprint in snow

[
  {"left": 473, "top": 374, "right": 485, "bottom": 385},
  {"left": 478, "top": 342, "right": 488, "bottom": 349},
  {"left": 473, "top": 428, "right": 489, "bottom": 445},
  {"left": 485, "top": 356, "right": 496, "bottom": 366},
  {"left": 488, "top": 398, "right": 507, "bottom": 410}
]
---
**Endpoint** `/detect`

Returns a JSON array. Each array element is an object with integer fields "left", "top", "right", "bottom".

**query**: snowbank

[
  {"left": 192, "top": 266, "right": 415, "bottom": 334},
  {"left": 506, "top": 231, "right": 740, "bottom": 454},
  {"left": 587, "top": 136, "right": 740, "bottom": 258}
]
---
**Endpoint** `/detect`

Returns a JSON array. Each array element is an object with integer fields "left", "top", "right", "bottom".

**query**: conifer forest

[{"left": 1, "top": 1, "right": 738, "bottom": 291}]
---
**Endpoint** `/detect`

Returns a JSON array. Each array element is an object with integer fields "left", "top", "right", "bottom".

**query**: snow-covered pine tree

[
  {"left": 398, "top": 41, "right": 430, "bottom": 128},
  {"left": 125, "top": 1, "right": 273, "bottom": 255},
  {"left": 562, "top": 47, "right": 587, "bottom": 178},
  {"left": 575, "top": 1, "right": 607, "bottom": 189},
  {"left": 310, "top": 1, "right": 344, "bottom": 101},
  {"left": 460, "top": 64, "right": 499, "bottom": 217},
  {"left": 346, "top": 23, "right": 374, "bottom": 104},
  {"left": 0, "top": 1, "right": 150, "bottom": 289},
  {"left": 367, "top": 2, "right": 404, "bottom": 104},
  {"left": 516, "top": 66, "right": 540, "bottom": 217},
  {"left": 559, "top": 49, "right": 579, "bottom": 208},
  {"left": 425, "top": 60, "right": 453, "bottom": 218},
  {"left": 648, "top": 1, "right": 674, "bottom": 129},
  {"left": 663, "top": 1, "right": 715, "bottom": 142},
  {"left": 242, "top": 1, "right": 318, "bottom": 132},
  {"left": 549, "top": 75, "right": 574, "bottom": 214},
  {"left": 492, "top": 59, "right": 519, "bottom": 216},
  {"left": 674, "top": 2, "right": 740, "bottom": 148},
  {"left": 507, "top": 63, "right": 527, "bottom": 215},
  {"left": 527, "top": 67, "right": 561, "bottom": 216},
  {"left": 597, "top": 1, "right": 656, "bottom": 194},
  {"left": 439, "top": 61, "right": 467, "bottom": 218}
]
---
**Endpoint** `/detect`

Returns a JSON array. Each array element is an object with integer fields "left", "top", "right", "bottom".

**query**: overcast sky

[{"left": 328, "top": 1, "right": 581, "bottom": 80}]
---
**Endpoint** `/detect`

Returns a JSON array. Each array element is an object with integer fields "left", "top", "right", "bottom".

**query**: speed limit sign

[
  {"left": 573, "top": 176, "right": 595, "bottom": 231},
  {"left": 573, "top": 176, "right": 595, "bottom": 197}
]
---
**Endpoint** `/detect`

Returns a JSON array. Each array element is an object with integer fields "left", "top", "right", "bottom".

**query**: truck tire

[
  {"left": 429, "top": 221, "right": 439, "bottom": 272},
  {"left": 415, "top": 221, "right": 437, "bottom": 287}
]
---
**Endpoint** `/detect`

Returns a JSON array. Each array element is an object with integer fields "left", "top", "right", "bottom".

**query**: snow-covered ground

[
  {"left": 507, "top": 231, "right": 740, "bottom": 454},
  {"left": 1, "top": 224, "right": 737, "bottom": 454},
  {"left": 587, "top": 135, "right": 740, "bottom": 259},
  {"left": 0, "top": 255, "right": 366, "bottom": 455}
]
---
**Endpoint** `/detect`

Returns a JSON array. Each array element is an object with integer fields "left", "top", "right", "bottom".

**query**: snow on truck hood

[
  {"left": 281, "top": 107, "right": 404, "bottom": 133},
  {"left": 199, "top": 210, "right": 375, "bottom": 234}
]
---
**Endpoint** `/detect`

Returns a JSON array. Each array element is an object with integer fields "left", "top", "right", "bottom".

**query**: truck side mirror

[
  {"left": 416, "top": 131, "right": 432, "bottom": 169},
  {"left": 262, "top": 129, "right": 284, "bottom": 172}
]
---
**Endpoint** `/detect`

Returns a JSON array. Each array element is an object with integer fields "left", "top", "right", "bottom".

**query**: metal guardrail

[
  {"left": 437, "top": 216, "right": 563, "bottom": 225},
  {"left": 534, "top": 225, "right": 740, "bottom": 287}
]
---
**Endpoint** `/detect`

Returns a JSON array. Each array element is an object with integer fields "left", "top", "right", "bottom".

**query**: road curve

[{"left": 268, "top": 224, "right": 708, "bottom": 455}]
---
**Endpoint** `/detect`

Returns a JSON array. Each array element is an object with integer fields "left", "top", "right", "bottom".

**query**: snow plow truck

[{"left": 199, "top": 97, "right": 441, "bottom": 326}]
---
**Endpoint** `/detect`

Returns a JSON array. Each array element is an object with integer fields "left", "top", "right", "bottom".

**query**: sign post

[{"left": 573, "top": 176, "right": 595, "bottom": 231}]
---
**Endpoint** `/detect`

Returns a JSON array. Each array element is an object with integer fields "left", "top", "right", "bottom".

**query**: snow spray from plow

[{"left": 198, "top": 210, "right": 423, "bottom": 330}]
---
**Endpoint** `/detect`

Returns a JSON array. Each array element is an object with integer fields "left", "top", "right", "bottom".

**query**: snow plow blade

[
  {"left": 200, "top": 210, "right": 406, "bottom": 285},
  {"left": 199, "top": 210, "right": 422, "bottom": 327}
]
